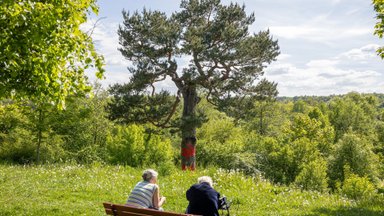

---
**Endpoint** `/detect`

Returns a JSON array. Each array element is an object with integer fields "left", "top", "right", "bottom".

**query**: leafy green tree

[
  {"left": 341, "top": 173, "right": 376, "bottom": 200},
  {"left": 0, "top": 102, "right": 34, "bottom": 163},
  {"left": 27, "top": 102, "right": 53, "bottom": 163},
  {"left": 256, "top": 136, "right": 321, "bottom": 184},
  {"left": 294, "top": 158, "right": 328, "bottom": 192},
  {"left": 0, "top": 127, "right": 36, "bottom": 163},
  {"left": 107, "top": 124, "right": 146, "bottom": 166},
  {"left": 116, "top": 0, "right": 279, "bottom": 169},
  {"left": 241, "top": 99, "right": 289, "bottom": 137},
  {"left": 215, "top": 78, "right": 279, "bottom": 125},
  {"left": 328, "top": 132, "right": 379, "bottom": 188},
  {"left": 252, "top": 100, "right": 276, "bottom": 135},
  {"left": 328, "top": 93, "right": 378, "bottom": 142},
  {"left": 256, "top": 108, "right": 334, "bottom": 184},
  {"left": 106, "top": 124, "right": 173, "bottom": 166},
  {"left": 376, "top": 118, "right": 384, "bottom": 177},
  {"left": 373, "top": 0, "right": 384, "bottom": 58},
  {"left": 287, "top": 138, "right": 321, "bottom": 183},
  {"left": 307, "top": 108, "right": 335, "bottom": 156},
  {"left": 196, "top": 100, "right": 254, "bottom": 171},
  {"left": 292, "top": 100, "right": 308, "bottom": 113},
  {"left": 284, "top": 112, "right": 334, "bottom": 156},
  {"left": 0, "top": 102, "right": 28, "bottom": 139},
  {"left": 48, "top": 85, "right": 112, "bottom": 163},
  {"left": 0, "top": 101, "right": 64, "bottom": 163},
  {"left": 218, "top": 78, "right": 280, "bottom": 135},
  {"left": 0, "top": 0, "right": 104, "bottom": 106}
]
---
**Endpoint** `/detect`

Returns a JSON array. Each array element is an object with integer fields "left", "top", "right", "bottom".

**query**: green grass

[{"left": 0, "top": 164, "right": 383, "bottom": 216}]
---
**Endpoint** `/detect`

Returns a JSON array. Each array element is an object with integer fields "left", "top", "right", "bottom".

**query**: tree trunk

[
  {"left": 259, "top": 106, "right": 264, "bottom": 135},
  {"left": 181, "top": 85, "right": 199, "bottom": 170},
  {"left": 36, "top": 108, "right": 42, "bottom": 164}
]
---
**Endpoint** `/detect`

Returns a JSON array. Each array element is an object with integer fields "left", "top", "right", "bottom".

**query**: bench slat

[
  {"left": 103, "top": 202, "right": 202, "bottom": 216},
  {"left": 103, "top": 202, "right": 115, "bottom": 215},
  {"left": 103, "top": 203, "right": 201, "bottom": 216},
  {"left": 105, "top": 209, "right": 115, "bottom": 215},
  {"left": 114, "top": 205, "right": 179, "bottom": 216},
  {"left": 116, "top": 211, "right": 150, "bottom": 216}
]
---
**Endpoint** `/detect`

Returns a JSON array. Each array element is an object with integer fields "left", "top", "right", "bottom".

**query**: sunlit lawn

[{"left": 0, "top": 164, "right": 383, "bottom": 216}]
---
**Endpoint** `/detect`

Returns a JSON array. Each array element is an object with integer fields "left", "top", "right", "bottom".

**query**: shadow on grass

[{"left": 305, "top": 207, "right": 384, "bottom": 216}]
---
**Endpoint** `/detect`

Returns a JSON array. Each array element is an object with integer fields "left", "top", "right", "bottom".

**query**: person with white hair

[
  {"left": 185, "top": 176, "right": 220, "bottom": 216},
  {"left": 126, "top": 169, "right": 166, "bottom": 210}
]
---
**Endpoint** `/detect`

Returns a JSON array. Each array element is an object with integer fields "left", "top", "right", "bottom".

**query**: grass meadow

[{"left": 0, "top": 164, "right": 383, "bottom": 216}]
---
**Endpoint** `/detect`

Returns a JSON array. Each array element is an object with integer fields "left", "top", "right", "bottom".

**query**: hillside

[{"left": 0, "top": 164, "right": 383, "bottom": 216}]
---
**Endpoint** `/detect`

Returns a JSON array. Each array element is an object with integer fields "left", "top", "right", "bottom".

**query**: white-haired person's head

[
  {"left": 142, "top": 169, "right": 158, "bottom": 183},
  {"left": 198, "top": 176, "right": 213, "bottom": 187}
]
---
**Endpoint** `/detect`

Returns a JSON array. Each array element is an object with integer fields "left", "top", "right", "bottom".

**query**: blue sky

[{"left": 84, "top": 0, "right": 383, "bottom": 96}]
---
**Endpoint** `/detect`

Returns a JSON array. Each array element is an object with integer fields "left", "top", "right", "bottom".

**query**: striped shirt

[{"left": 126, "top": 181, "right": 158, "bottom": 208}]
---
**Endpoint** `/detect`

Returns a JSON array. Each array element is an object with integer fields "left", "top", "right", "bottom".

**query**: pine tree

[{"left": 114, "top": 0, "right": 279, "bottom": 169}]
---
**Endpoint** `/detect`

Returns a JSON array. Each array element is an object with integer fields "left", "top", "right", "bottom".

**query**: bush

[
  {"left": 328, "top": 133, "right": 379, "bottom": 188},
  {"left": 107, "top": 124, "right": 174, "bottom": 166},
  {"left": 145, "top": 134, "right": 174, "bottom": 166},
  {"left": 0, "top": 128, "right": 35, "bottom": 163},
  {"left": 196, "top": 110, "right": 251, "bottom": 171},
  {"left": 37, "top": 132, "right": 67, "bottom": 163},
  {"left": 107, "top": 125, "right": 146, "bottom": 166},
  {"left": 294, "top": 158, "right": 328, "bottom": 192},
  {"left": 341, "top": 174, "right": 376, "bottom": 200},
  {"left": 0, "top": 127, "right": 69, "bottom": 164},
  {"left": 257, "top": 136, "right": 321, "bottom": 184}
]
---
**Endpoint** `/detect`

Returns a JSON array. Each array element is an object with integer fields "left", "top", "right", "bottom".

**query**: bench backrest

[{"left": 103, "top": 202, "right": 201, "bottom": 216}]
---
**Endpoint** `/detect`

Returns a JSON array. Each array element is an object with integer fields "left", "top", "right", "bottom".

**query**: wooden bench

[{"left": 103, "top": 202, "right": 202, "bottom": 216}]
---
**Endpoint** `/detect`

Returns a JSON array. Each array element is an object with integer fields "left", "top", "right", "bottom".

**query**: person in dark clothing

[{"left": 186, "top": 176, "right": 220, "bottom": 216}]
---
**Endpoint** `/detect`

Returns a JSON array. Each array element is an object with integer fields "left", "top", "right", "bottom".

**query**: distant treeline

[{"left": 278, "top": 93, "right": 384, "bottom": 104}]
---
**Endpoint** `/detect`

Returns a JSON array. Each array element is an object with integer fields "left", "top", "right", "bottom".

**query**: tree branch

[
  {"left": 168, "top": 61, "right": 184, "bottom": 90},
  {"left": 150, "top": 83, "right": 156, "bottom": 97},
  {"left": 145, "top": 91, "right": 181, "bottom": 128},
  {"left": 193, "top": 52, "right": 205, "bottom": 77},
  {"left": 85, "top": 17, "right": 107, "bottom": 39},
  {"left": 205, "top": 88, "right": 218, "bottom": 106}
]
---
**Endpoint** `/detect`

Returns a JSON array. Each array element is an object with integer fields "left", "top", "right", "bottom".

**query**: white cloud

[
  {"left": 306, "top": 59, "right": 338, "bottom": 68},
  {"left": 266, "top": 4, "right": 374, "bottom": 44},
  {"left": 276, "top": 53, "right": 291, "bottom": 61},
  {"left": 345, "top": 8, "right": 360, "bottom": 16},
  {"left": 269, "top": 25, "right": 371, "bottom": 43},
  {"left": 338, "top": 44, "right": 380, "bottom": 60},
  {"left": 330, "top": 0, "right": 343, "bottom": 5},
  {"left": 265, "top": 44, "right": 384, "bottom": 96}
]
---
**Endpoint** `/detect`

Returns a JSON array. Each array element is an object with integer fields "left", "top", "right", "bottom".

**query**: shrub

[
  {"left": 258, "top": 136, "right": 320, "bottom": 184},
  {"left": 0, "top": 128, "right": 35, "bottom": 163},
  {"left": 107, "top": 125, "right": 146, "bottom": 166},
  {"left": 294, "top": 158, "right": 328, "bottom": 192},
  {"left": 107, "top": 124, "right": 173, "bottom": 166},
  {"left": 145, "top": 134, "right": 174, "bottom": 166},
  {"left": 341, "top": 174, "right": 376, "bottom": 200},
  {"left": 196, "top": 110, "right": 250, "bottom": 171},
  {"left": 0, "top": 127, "right": 69, "bottom": 164},
  {"left": 328, "top": 133, "right": 379, "bottom": 188}
]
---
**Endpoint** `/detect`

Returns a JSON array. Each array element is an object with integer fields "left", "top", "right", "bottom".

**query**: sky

[{"left": 84, "top": 0, "right": 384, "bottom": 97}]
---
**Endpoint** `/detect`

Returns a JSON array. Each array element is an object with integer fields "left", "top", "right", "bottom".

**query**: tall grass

[{"left": 0, "top": 164, "right": 383, "bottom": 215}]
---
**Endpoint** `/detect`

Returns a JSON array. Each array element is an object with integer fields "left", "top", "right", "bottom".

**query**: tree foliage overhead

[
  {"left": 0, "top": 0, "right": 105, "bottom": 106},
  {"left": 373, "top": 0, "right": 384, "bottom": 58},
  {"left": 114, "top": 0, "right": 279, "bottom": 128}
]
